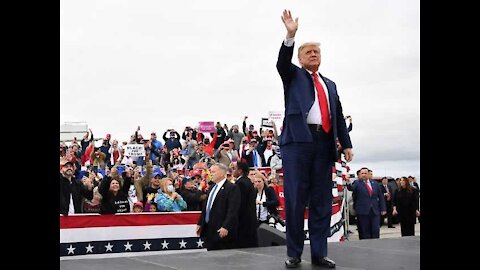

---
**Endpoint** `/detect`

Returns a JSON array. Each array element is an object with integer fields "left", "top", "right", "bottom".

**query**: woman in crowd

[
  {"left": 253, "top": 175, "right": 279, "bottom": 225},
  {"left": 392, "top": 177, "right": 420, "bottom": 236},
  {"left": 99, "top": 171, "right": 132, "bottom": 214},
  {"left": 155, "top": 177, "right": 187, "bottom": 212}
]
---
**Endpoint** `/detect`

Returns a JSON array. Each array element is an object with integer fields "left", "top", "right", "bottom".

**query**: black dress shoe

[
  {"left": 312, "top": 256, "right": 336, "bottom": 268},
  {"left": 285, "top": 257, "right": 301, "bottom": 268},
  {"left": 388, "top": 225, "right": 396, "bottom": 228}
]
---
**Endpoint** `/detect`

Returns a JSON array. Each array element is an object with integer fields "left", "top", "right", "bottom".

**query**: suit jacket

[
  {"left": 412, "top": 182, "right": 420, "bottom": 192},
  {"left": 235, "top": 176, "right": 259, "bottom": 248},
  {"left": 276, "top": 42, "right": 352, "bottom": 161},
  {"left": 197, "top": 180, "right": 241, "bottom": 250},
  {"left": 244, "top": 148, "right": 265, "bottom": 168},
  {"left": 380, "top": 184, "right": 392, "bottom": 203},
  {"left": 347, "top": 179, "right": 386, "bottom": 216}
]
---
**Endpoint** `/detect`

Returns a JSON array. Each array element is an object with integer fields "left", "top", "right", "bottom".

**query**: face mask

[{"left": 167, "top": 185, "right": 174, "bottom": 193}]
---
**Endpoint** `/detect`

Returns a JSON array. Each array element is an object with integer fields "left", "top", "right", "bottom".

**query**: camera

[{"left": 222, "top": 143, "right": 229, "bottom": 147}]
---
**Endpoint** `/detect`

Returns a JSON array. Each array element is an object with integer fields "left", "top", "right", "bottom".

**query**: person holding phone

[{"left": 214, "top": 140, "right": 238, "bottom": 167}]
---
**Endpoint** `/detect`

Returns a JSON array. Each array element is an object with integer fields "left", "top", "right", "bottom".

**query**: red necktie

[
  {"left": 364, "top": 181, "right": 373, "bottom": 196},
  {"left": 312, "top": 73, "right": 331, "bottom": 133}
]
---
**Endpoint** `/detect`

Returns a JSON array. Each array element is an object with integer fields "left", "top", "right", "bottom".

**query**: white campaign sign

[{"left": 124, "top": 144, "right": 145, "bottom": 157}]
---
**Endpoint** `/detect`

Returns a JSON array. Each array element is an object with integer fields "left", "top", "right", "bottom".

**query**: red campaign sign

[{"left": 198, "top": 121, "right": 215, "bottom": 133}]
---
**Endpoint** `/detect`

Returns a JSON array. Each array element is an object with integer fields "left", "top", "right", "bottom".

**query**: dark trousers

[
  {"left": 357, "top": 208, "right": 381, "bottom": 239},
  {"left": 282, "top": 126, "right": 334, "bottom": 259},
  {"left": 399, "top": 213, "right": 416, "bottom": 236},
  {"left": 381, "top": 200, "right": 393, "bottom": 226}
]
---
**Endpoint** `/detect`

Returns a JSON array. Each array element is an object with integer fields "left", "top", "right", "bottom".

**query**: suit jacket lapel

[
  {"left": 211, "top": 181, "right": 228, "bottom": 210},
  {"left": 303, "top": 69, "right": 315, "bottom": 102}
]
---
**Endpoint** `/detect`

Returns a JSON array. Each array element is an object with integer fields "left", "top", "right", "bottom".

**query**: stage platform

[{"left": 60, "top": 236, "right": 419, "bottom": 270}]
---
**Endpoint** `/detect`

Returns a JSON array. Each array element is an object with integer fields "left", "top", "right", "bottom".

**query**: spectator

[
  {"left": 180, "top": 177, "right": 207, "bottom": 211},
  {"left": 132, "top": 157, "right": 155, "bottom": 203},
  {"left": 182, "top": 126, "right": 198, "bottom": 142},
  {"left": 238, "top": 136, "right": 249, "bottom": 163},
  {"left": 392, "top": 177, "right": 420, "bottom": 236},
  {"left": 380, "top": 177, "right": 395, "bottom": 228},
  {"left": 189, "top": 142, "right": 211, "bottom": 167},
  {"left": 214, "top": 140, "right": 238, "bottom": 167},
  {"left": 155, "top": 177, "right": 187, "bottom": 212},
  {"left": 98, "top": 170, "right": 133, "bottom": 214},
  {"left": 244, "top": 138, "right": 264, "bottom": 168},
  {"left": 60, "top": 160, "right": 94, "bottom": 215},
  {"left": 108, "top": 140, "right": 123, "bottom": 165},
  {"left": 269, "top": 145, "right": 283, "bottom": 171},
  {"left": 90, "top": 147, "right": 107, "bottom": 170},
  {"left": 200, "top": 132, "right": 217, "bottom": 157},
  {"left": 253, "top": 175, "right": 280, "bottom": 225},
  {"left": 144, "top": 193, "right": 158, "bottom": 212},
  {"left": 149, "top": 132, "right": 163, "bottom": 165},
  {"left": 99, "top": 134, "right": 112, "bottom": 167},
  {"left": 271, "top": 173, "right": 285, "bottom": 210},
  {"left": 408, "top": 176, "right": 420, "bottom": 192},
  {"left": 132, "top": 201, "right": 144, "bottom": 213},
  {"left": 346, "top": 115, "right": 353, "bottom": 132},
  {"left": 80, "top": 128, "right": 93, "bottom": 157},
  {"left": 213, "top": 122, "right": 227, "bottom": 151},
  {"left": 227, "top": 124, "right": 244, "bottom": 151},
  {"left": 163, "top": 129, "right": 182, "bottom": 151}
]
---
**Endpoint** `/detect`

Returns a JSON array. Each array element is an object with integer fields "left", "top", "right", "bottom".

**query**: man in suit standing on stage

[
  {"left": 277, "top": 9, "right": 353, "bottom": 268},
  {"left": 380, "top": 177, "right": 395, "bottom": 228},
  {"left": 346, "top": 167, "right": 386, "bottom": 239},
  {"left": 196, "top": 163, "right": 241, "bottom": 250},
  {"left": 233, "top": 161, "right": 259, "bottom": 248}
]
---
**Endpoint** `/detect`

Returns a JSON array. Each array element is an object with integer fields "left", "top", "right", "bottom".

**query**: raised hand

[{"left": 281, "top": 9, "right": 298, "bottom": 38}]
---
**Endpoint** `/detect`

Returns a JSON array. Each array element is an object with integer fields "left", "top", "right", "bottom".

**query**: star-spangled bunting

[{"left": 61, "top": 237, "right": 209, "bottom": 257}]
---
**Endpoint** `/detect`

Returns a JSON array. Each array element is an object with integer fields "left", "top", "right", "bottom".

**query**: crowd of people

[
  {"left": 60, "top": 115, "right": 418, "bottom": 239},
  {"left": 60, "top": 117, "right": 286, "bottom": 222}
]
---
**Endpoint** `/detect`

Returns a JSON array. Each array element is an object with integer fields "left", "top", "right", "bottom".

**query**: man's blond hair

[{"left": 298, "top": 42, "right": 321, "bottom": 58}]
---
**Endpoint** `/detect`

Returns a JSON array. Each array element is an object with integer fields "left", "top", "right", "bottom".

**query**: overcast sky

[{"left": 60, "top": 0, "right": 420, "bottom": 182}]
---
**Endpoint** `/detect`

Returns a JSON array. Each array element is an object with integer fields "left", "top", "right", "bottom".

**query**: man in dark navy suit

[
  {"left": 277, "top": 10, "right": 353, "bottom": 269},
  {"left": 346, "top": 168, "right": 386, "bottom": 239},
  {"left": 196, "top": 163, "right": 241, "bottom": 250}
]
